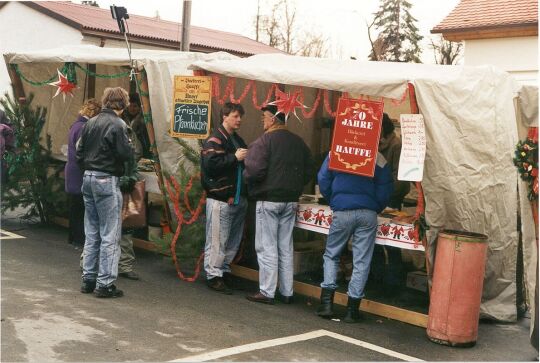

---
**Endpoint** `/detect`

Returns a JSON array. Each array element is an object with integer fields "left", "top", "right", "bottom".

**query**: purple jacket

[{"left": 64, "top": 115, "right": 87, "bottom": 194}]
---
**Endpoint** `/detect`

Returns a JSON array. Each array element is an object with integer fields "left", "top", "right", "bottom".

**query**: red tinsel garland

[
  {"left": 210, "top": 75, "right": 410, "bottom": 117},
  {"left": 165, "top": 174, "right": 206, "bottom": 282}
]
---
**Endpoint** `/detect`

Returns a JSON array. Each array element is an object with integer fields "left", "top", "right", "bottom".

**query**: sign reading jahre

[{"left": 170, "top": 76, "right": 212, "bottom": 139}]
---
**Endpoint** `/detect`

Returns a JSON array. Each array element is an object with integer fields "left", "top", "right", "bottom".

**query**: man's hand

[
  {"left": 235, "top": 148, "right": 247, "bottom": 161},
  {"left": 119, "top": 176, "right": 136, "bottom": 193}
]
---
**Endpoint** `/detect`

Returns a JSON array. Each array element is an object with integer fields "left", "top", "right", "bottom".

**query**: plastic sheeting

[
  {"left": 191, "top": 56, "right": 527, "bottom": 322},
  {"left": 4, "top": 46, "right": 534, "bottom": 322},
  {"left": 516, "top": 84, "right": 538, "bottom": 336}
]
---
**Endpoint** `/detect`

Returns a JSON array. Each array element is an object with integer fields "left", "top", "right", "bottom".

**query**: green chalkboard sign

[
  {"left": 170, "top": 76, "right": 212, "bottom": 139},
  {"left": 172, "top": 103, "right": 209, "bottom": 136}
]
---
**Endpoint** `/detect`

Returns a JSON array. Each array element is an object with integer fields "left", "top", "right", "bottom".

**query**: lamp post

[{"left": 181, "top": 0, "right": 192, "bottom": 52}]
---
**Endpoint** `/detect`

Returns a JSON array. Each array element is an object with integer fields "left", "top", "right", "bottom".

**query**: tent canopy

[{"left": 3, "top": 45, "right": 536, "bottom": 323}]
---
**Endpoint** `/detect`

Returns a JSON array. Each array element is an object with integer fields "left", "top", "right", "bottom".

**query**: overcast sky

[{"left": 84, "top": 0, "right": 460, "bottom": 63}]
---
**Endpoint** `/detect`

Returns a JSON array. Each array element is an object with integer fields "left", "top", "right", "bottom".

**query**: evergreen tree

[
  {"left": 368, "top": 0, "right": 423, "bottom": 63},
  {"left": 0, "top": 90, "right": 67, "bottom": 223}
]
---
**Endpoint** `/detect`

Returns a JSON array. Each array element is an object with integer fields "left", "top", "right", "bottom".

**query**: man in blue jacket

[{"left": 316, "top": 152, "right": 393, "bottom": 322}]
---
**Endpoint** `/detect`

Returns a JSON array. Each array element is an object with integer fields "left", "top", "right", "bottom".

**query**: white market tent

[{"left": 3, "top": 45, "right": 537, "bottom": 324}]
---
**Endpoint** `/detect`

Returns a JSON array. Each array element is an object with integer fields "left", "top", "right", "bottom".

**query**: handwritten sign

[
  {"left": 170, "top": 76, "right": 212, "bottom": 139},
  {"left": 328, "top": 97, "right": 384, "bottom": 177},
  {"left": 398, "top": 114, "right": 426, "bottom": 181}
]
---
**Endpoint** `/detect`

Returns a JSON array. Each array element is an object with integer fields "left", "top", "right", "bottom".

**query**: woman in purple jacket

[{"left": 65, "top": 99, "right": 101, "bottom": 247}]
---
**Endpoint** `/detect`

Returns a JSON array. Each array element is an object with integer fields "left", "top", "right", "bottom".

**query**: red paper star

[
  {"left": 48, "top": 69, "right": 77, "bottom": 100},
  {"left": 269, "top": 88, "right": 306, "bottom": 121}
]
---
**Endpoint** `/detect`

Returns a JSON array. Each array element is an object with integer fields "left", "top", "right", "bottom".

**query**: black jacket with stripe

[{"left": 200, "top": 125, "right": 247, "bottom": 202}]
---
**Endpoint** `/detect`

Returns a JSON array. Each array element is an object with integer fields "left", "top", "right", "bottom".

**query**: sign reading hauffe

[
  {"left": 170, "top": 76, "right": 212, "bottom": 139},
  {"left": 329, "top": 97, "right": 384, "bottom": 177}
]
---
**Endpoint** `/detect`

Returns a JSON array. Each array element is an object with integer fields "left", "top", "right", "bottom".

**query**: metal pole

[{"left": 181, "top": 0, "right": 192, "bottom": 51}]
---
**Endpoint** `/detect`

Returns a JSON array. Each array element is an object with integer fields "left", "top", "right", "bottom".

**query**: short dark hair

[
  {"left": 261, "top": 104, "right": 286, "bottom": 123},
  {"left": 129, "top": 93, "right": 141, "bottom": 107},
  {"left": 381, "top": 113, "right": 395, "bottom": 137},
  {"left": 220, "top": 102, "right": 245, "bottom": 121}
]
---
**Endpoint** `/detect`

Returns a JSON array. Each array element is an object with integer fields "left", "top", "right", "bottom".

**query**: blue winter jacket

[{"left": 317, "top": 153, "right": 393, "bottom": 213}]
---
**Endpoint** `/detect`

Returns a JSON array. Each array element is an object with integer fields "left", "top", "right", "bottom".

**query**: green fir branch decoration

[
  {"left": 0, "top": 87, "right": 67, "bottom": 223},
  {"left": 513, "top": 137, "right": 538, "bottom": 201}
]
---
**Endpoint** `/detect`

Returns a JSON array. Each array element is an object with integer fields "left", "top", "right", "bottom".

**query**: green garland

[
  {"left": 513, "top": 137, "right": 538, "bottom": 201},
  {"left": 73, "top": 63, "right": 131, "bottom": 79},
  {"left": 12, "top": 62, "right": 131, "bottom": 86}
]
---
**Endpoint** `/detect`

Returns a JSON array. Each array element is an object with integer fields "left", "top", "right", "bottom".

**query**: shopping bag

[{"left": 122, "top": 180, "right": 147, "bottom": 228}]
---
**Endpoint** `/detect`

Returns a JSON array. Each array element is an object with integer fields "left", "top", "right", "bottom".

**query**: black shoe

[
  {"left": 207, "top": 277, "right": 232, "bottom": 295},
  {"left": 94, "top": 284, "right": 124, "bottom": 298},
  {"left": 280, "top": 295, "right": 294, "bottom": 304},
  {"left": 246, "top": 292, "right": 274, "bottom": 305},
  {"left": 80, "top": 279, "right": 96, "bottom": 294},
  {"left": 316, "top": 288, "right": 335, "bottom": 318},
  {"left": 222, "top": 272, "right": 234, "bottom": 289},
  {"left": 343, "top": 296, "right": 362, "bottom": 323},
  {"left": 119, "top": 271, "right": 140, "bottom": 280}
]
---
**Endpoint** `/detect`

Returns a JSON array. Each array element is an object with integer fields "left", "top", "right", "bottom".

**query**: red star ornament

[
  {"left": 48, "top": 69, "right": 77, "bottom": 100},
  {"left": 268, "top": 88, "right": 306, "bottom": 121}
]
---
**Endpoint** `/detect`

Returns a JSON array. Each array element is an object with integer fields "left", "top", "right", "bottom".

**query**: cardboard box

[
  {"left": 293, "top": 240, "right": 325, "bottom": 275},
  {"left": 406, "top": 271, "right": 428, "bottom": 292},
  {"left": 293, "top": 249, "right": 323, "bottom": 275}
]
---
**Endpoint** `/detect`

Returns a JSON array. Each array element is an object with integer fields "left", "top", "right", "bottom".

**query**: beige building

[{"left": 431, "top": 0, "right": 538, "bottom": 85}]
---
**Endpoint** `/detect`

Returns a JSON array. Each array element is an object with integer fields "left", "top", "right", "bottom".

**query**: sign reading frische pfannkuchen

[
  {"left": 328, "top": 97, "right": 384, "bottom": 177},
  {"left": 170, "top": 75, "right": 212, "bottom": 139}
]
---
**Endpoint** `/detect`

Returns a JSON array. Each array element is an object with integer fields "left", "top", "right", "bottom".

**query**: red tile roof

[
  {"left": 432, "top": 0, "right": 538, "bottom": 33},
  {"left": 23, "top": 1, "right": 282, "bottom": 56}
]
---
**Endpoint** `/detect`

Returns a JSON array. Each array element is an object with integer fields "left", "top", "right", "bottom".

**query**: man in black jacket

[
  {"left": 201, "top": 102, "right": 248, "bottom": 294},
  {"left": 76, "top": 87, "right": 133, "bottom": 298},
  {"left": 244, "top": 104, "right": 314, "bottom": 304}
]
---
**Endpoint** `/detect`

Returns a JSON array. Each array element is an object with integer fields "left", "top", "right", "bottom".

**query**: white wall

[
  {"left": 0, "top": 2, "right": 173, "bottom": 100},
  {"left": 464, "top": 36, "right": 538, "bottom": 85},
  {"left": 0, "top": 2, "right": 83, "bottom": 98}
]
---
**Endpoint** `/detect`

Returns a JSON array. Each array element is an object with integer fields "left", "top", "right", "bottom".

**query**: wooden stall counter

[{"left": 233, "top": 196, "right": 428, "bottom": 328}]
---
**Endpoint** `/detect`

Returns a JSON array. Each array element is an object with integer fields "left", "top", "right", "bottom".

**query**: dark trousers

[{"left": 68, "top": 193, "right": 85, "bottom": 246}]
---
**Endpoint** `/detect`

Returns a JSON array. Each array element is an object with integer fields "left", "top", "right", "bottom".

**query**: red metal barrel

[{"left": 427, "top": 229, "right": 488, "bottom": 347}]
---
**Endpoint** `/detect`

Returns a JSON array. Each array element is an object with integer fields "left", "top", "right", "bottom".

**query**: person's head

[
  {"left": 220, "top": 102, "right": 245, "bottom": 132},
  {"left": 101, "top": 87, "right": 129, "bottom": 112},
  {"left": 260, "top": 104, "right": 285, "bottom": 131},
  {"left": 79, "top": 98, "right": 101, "bottom": 119},
  {"left": 381, "top": 112, "right": 395, "bottom": 138},
  {"left": 127, "top": 93, "right": 141, "bottom": 117}
]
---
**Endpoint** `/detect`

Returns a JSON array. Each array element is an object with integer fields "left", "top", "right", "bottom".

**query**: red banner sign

[{"left": 328, "top": 97, "right": 384, "bottom": 177}]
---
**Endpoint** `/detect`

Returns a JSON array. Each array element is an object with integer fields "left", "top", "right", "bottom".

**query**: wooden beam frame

[
  {"left": 435, "top": 25, "right": 538, "bottom": 42},
  {"left": 231, "top": 264, "right": 428, "bottom": 328}
]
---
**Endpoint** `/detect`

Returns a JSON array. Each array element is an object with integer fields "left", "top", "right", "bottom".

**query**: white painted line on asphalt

[
  {"left": 324, "top": 330, "right": 422, "bottom": 361},
  {"left": 170, "top": 330, "right": 326, "bottom": 362},
  {"left": 170, "top": 329, "right": 422, "bottom": 362},
  {"left": 0, "top": 229, "right": 25, "bottom": 240}
]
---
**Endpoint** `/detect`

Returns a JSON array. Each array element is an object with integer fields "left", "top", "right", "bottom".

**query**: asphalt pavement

[{"left": 1, "top": 214, "right": 538, "bottom": 362}]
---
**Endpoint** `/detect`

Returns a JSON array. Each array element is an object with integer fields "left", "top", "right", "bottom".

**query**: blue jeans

[
  {"left": 321, "top": 209, "right": 378, "bottom": 299},
  {"left": 255, "top": 201, "right": 297, "bottom": 298},
  {"left": 204, "top": 197, "right": 247, "bottom": 279},
  {"left": 81, "top": 171, "right": 123, "bottom": 288}
]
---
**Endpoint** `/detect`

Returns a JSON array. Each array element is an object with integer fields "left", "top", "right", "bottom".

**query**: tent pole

[
  {"left": 135, "top": 69, "right": 173, "bottom": 232},
  {"left": 408, "top": 82, "right": 432, "bottom": 296},
  {"left": 7, "top": 64, "right": 26, "bottom": 103}
]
